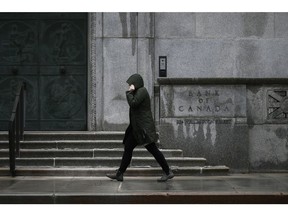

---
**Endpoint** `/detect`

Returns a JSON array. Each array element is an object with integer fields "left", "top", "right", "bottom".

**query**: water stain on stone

[
  {"left": 119, "top": 13, "right": 138, "bottom": 56},
  {"left": 119, "top": 13, "right": 128, "bottom": 37},
  {"left": 242, "top": 13, "right": 268, "bottom": 37},
  {"left": 149, "top": 12, "right": 154, "bottom": 37},
  {"left": 148, "top": 13, "right": 155, "bottom": 73},
  {"left": 247, "top": 86, "right": 262, "bottom": 95},
  {"left": 130, "top": 13, "right": 137, "bottom": 37},
  {"left": 236, "top": 40, "right": 260, "bottom": 75},
  {"left": 148, "top": 38, "right": 155, "bottom": 72},
  {"left": 130, "top": 13, "right": 137, "bottom": 56},
  {"left": 112, "top": 94, "right": 126, "bottom": 101},
  {"left": 275, "top": 127, "right": 288, "bottom": 139},
  {"left": 165, "top": 86, "right": 175, "bottom": 116}
]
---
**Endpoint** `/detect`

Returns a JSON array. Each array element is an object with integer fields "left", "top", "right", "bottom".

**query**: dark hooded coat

[{"left": 123, "top": 74, "right": 157, "bottom": 146}]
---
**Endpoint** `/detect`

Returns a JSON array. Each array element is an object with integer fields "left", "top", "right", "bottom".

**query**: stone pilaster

[{"left": 87, "top": 13, "right": 98, "bottom": 131}]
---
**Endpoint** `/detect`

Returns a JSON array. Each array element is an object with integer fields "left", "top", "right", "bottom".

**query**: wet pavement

[{"left": 0, "top": 173, "right": 288, "bottom": 204}]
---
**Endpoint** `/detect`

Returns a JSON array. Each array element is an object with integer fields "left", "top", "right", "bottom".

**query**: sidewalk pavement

[{"left": 0, "top": 173, "right": 288, "bottom": 204}]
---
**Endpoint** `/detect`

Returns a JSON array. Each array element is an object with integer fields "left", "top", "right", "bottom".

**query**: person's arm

[{"left": 126, "top": 87, "right": 146, "bottom": 108}]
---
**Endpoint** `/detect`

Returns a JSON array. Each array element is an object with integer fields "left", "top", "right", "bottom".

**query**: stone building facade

[
  {"left": 87, "top": 13, "right": 288, "bottom": 172},
  {"left": 1, "top": 12, "right": 288, "bottom": 172}
]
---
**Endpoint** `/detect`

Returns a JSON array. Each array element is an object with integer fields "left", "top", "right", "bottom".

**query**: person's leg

[
  {"left": 145, "top": 143, "right": 170, "bottom": 174},
  {"left": 106, "top": 132, "right": 137, "bottom": 181},
  {"left": 145, "top": 142, "right": 174, "bottom": 182},
  {"left": 118, "top": 133, "right": 137, "bottom": 173},
  {"left": 145, "top": 143, "right": 174, "bottom": 182}
]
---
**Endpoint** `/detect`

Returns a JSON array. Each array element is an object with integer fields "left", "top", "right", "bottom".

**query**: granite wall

[
  {"left": 88, "top": 13, "right": 155, "bottom": 131},
  {"left": 155, "top": 13, "right": 288, "bottom": 78},
  {"left": 158, "top": 83, "right": 249, "bottom": 171},
  {"left": 88, "top": 12, "right": 288, "bottom": 172},
  {"left": 247, "top": 85, "right": 288, "bottom": 171}
]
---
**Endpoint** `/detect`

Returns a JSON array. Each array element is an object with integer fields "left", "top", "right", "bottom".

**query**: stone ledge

[
  {"left": 157, "top": 77, "right": 288, "bottom": 85},
  {"left": 0, "top": 166, "right": 229, "bottom": 177}
]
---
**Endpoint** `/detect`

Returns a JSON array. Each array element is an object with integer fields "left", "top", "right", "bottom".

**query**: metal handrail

[{"left": 9, "top": 82, "right": 26, "bottom": 177}]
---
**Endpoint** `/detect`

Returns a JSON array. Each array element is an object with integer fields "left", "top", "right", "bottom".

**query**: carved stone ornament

[{"left": 267, "top": 90, "right": 288, "bottom": 119}]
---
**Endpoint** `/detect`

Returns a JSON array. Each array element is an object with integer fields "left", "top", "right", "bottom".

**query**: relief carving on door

[
  {"left": 42, "top": 76, "right": 83, "bottom": 119},
  {"left": 0, "top": 21, "right": 37, "bottom": 65},
  {"left": 0, "top": 13, "right": 87, "bottom": 130},
  {"left": 40, "top": 21, "right": 85, "bottom": 65}
]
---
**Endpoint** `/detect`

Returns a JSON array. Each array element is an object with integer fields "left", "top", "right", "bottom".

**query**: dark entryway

[{"left": 0, "top": 13, "right": 87, "bottom": 130}]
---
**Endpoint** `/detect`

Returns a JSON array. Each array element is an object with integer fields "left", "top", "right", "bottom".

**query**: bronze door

[{"left": 0, "top": 13, "right": 87, "bottom": 130}]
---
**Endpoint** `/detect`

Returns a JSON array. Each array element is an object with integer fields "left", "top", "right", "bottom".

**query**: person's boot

[
  {"left": 106, "top": 170, "right": 123, "bottom": 181},
  {"left": 157, "top": 169, "right": 174, "bottom": 182}
]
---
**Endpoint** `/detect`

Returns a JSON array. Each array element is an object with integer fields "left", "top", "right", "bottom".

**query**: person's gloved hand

[{"left": 128, "top": 84, "right": 135, "bottom": 91}]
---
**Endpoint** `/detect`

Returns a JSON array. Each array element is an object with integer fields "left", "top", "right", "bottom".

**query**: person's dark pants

[{"left": 118, "top": 131, "right": 170, "bottom": 175}]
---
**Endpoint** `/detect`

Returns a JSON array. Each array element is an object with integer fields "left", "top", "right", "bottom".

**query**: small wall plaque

[{"left": 159, "top": 56, "right": 167, "bottom": 77}]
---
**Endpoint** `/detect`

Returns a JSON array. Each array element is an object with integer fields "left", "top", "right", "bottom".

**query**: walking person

[{"left": 106, "top": 74, "right": 174, "bottom": 182}]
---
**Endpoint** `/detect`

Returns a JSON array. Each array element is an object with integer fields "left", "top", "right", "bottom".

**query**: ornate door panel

[
  {"left": 39, "top": 20, "right": 86, "bottom": 65},
  {"left": 39, "top": 66, "right": 87, "bottom": 130},
  {"left": 0, "top": 13, "right": 87, "bottom": 130}
]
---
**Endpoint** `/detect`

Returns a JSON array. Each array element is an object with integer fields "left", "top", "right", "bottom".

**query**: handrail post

[
  {"left": 16, "top": 104, "right": 20, "bottom": 157},
  {"left": 9, "top": 121, "right": 16, "bottom": 177},
  {"left": 20, "top": 85, "right": 25, "bottom": 140},
  {"left": 8, "top": 82, "right": 26, "bottom": 177}
]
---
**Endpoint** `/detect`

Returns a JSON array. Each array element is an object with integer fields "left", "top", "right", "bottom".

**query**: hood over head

[{"left": 126, "top": 74, "right": 144, "bottom": 89}]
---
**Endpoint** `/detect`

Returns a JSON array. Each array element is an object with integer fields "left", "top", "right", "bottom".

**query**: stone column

[{"left": 87, "top": 13, "right": 103, "bottom": 131}]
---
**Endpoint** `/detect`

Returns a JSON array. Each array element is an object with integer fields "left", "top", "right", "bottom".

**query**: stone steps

[
  {"left": 0, "top": 131, "right": 124, "bottom": 141},
  {"left": 0, "top": 140, "right": 124, "bottom": 149},
  {"left": 0, "top": 157, "right": 206, "bottom": 167},
  {"left": 0, "top": 148, "right": 183, "bottom": 158},
  {"left": 0, "top": 166, "right": 229, "bottom": 176},
  {"left": 0, "top": 131, "right": 230, "bottom": 176}
]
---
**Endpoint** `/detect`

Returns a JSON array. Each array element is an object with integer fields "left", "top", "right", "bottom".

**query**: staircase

[{"left": 0, "top": 131, "right": 229, "bottom": 176}]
